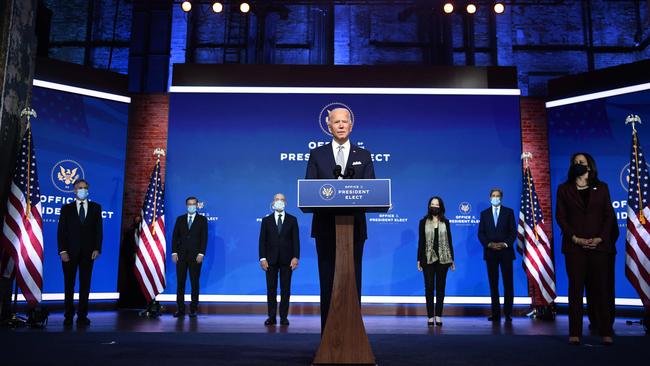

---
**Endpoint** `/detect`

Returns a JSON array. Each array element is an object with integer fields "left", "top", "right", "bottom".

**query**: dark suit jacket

[
  {"left": 477, "top": 205, "right": 517, "bottom": 261},
  {"left": 172, "top": 214, "right": 208, "bottom": 258},
  {"left": 259, "top": 212, "right": 300, "bottom": 265},
  {"left": 417, "top": 217, "right": 454, "bottom": 264},
  {"left": 57, "top": 200, "right": 103, "bottom": 257},
  {"left": 305, "top": 142, "right": 375, "bottom": 241},
  {"left": 555, "top": 181, "right": 617, "bottom": 254}
]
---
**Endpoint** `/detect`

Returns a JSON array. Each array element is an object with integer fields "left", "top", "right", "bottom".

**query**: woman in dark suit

[
  {"left": 556, "top": 152, "right": 618, "bottom": 345},
  {"left": 417, "top": 196, "right": 455, "bottom": 326}
]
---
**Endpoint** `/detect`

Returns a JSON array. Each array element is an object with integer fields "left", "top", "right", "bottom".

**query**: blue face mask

[
  {"left": 187, "top": 205, "right": 197, "bottom": 214},
  {"left": 76, "top": 188, "right": 89, "bottom": 200},
  {"left": 491, "top": 197, "right": 501, "bottom": 207},
  {"left": 272, "top": 200, "right": 285, "bottom": 211}
]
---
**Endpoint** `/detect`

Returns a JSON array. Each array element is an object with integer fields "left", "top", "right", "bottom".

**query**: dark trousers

[
  {"left": 266, "top": 263, "right": 293, "bottom": 319},
  {"left": 62, "top": 255, "right": 94, "bottom": 318},
  {"left": 315, "top": 237, "right": 364, "bottom": 331},
  {"left": 486, "top": 257, "right": 513, "bottom": 319},
  {"left": 565, "top": 250, "right": 613, "bottom": 337},
  {"left": 0, "top": 277, "right": 12, "bottom": 320},
  {"left": 586, "top": 253, "right": 616, "bottom": 329},
  {"left": 176, "top": 256, "right": 202, "bottom": 312},
  {"left": 422, "top": 262, "right": 450, "bottom": 317}
]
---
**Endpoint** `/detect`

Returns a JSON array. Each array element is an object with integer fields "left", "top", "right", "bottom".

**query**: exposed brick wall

[
  {"left": 520, "top": 97, "right": 554, "bottom": 305},
  {"left": 120, "top": 94, "right": 169, "bottom": 233}
]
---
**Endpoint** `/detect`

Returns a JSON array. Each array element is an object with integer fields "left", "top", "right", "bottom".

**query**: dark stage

[{"left": 1, "top": 311, "right": 647, "bottom": 366}]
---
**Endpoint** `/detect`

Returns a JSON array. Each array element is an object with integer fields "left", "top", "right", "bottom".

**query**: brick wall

[{"left": 121, "top": 94, "right": 169, "bottom": 232}]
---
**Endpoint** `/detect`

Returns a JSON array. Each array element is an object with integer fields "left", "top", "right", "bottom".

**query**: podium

[{"left": 298, "top": 179, "right": 391, "bottom": 365}]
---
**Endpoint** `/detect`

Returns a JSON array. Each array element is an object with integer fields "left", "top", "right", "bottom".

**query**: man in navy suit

[
  {"left": 478, "top": 188, "right": 517, "bottom": 322},
  {"left": 171, "top": 196, "right": 208, "bottom": 318},
  {"left": 259, "top": 193, "right": 300, "bottom": 326},
  {"left": 305, "top": 107, "right": 375, "bottom": 330},
  {"left": 57, "top": 179, "right": 103, "bottom": 326}
]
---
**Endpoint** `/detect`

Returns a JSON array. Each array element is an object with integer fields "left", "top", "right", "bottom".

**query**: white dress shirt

[{"left": 331, "top": 139, "right": 351, "bottom": 169}]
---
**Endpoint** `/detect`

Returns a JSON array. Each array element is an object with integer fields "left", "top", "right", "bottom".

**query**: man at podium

[{"left": 305, "top": 107, "right": 375, "bottom": 330}]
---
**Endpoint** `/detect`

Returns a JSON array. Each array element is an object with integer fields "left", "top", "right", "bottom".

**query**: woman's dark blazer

[
  {"left": 417, "top": 217, "right": 454, "bottom": 263},
  {"left": 555, "top": 181, "right": 618, "bottom": 254}
]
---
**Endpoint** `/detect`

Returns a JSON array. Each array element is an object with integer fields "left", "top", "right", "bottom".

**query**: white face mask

[
  {"left": 272, "top": 200, "right": 285, "bottom": 212},
  {"left": 491, "top": 197, "right": 501, "bottom": 207}
]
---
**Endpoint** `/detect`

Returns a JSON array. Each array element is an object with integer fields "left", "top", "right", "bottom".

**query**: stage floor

[
  {"left": 1, "top": 311, "right": 648, "bottom": 366},
  {"left": 5, "top": 311, "right": 647, "bottom": 336}
]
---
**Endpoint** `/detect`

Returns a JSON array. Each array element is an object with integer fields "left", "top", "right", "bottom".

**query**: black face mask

[
  {"left": 430, "top": 207, "right": 441, "bottom": 216},
  {"left": 572, "top": 163, "right": 589, "bottom": 177}
]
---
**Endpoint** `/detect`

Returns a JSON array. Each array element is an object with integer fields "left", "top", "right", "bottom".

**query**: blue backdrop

[
  {"left": 547, "top": 88, "right": 650, "bottom": 300},
  {"left": 31, "top": 85, "right": 129, "bottom": 294},
  {"left": 166, "top": 91, "right": 525, "bottom": 298}
]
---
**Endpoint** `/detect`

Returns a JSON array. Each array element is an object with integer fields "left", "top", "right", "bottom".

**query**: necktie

[
  {"left": 336, "top": 145, "right": 345, "bottom": 168},
  {"left": 277, "top": 214, "right": 283, "bottom": 233},
  {"left": 493, "top": 208, "right": 499, "bottom": 227},
  {"left": 188, "top": 215, "right": 193, "bottom": 229},
  {"left": 79, "top": 202, "right": 85, "bottom": 223}
]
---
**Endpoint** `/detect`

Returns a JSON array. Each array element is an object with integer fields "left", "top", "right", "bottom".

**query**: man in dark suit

[
  {"left": 477, "top": 188, "right": 517, "bottom": 322},
  {"left": 259, "top": 193, "right": 300, "bottom": 326},
  {"left": 305, "top": 107, "right": 375, "bottom": 330},
  {"left": 57, "top": 179, "right": 103, "bottom": 326},
  {"left": 172, "top": 196, "right": 208, "bottom": 318}
]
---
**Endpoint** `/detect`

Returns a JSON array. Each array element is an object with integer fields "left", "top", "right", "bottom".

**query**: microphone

[
  {"left": 344, "top": 167, "right": 355, "bottom": 179},
  {"left": 333, "top": 165, "right": 342, "bottom": 178}
]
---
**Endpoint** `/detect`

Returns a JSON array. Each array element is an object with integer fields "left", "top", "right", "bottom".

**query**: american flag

[
  {"left": 517, "top": 166, "right": 557, "bottom": 305},
  {"left": 625, "top": 129, "right": 650, "bottom": 311},
  {"left": 133, "top": 159, "right": 166, "bottom": 302},
  {"left": 0, "top": 126, "right": 44, "bottom": 304}
]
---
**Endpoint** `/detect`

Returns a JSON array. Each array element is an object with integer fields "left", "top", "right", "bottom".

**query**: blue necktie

[
  {"left": 188, "top": 215, "right": 193, "bottom": 229},
  {"left": 79, "top": 202, "right": 86, "bottom": 223},
  {"left": 277, "top": 214, "right": 283, "bottom": 234},
  {"left": 493, "top": 208, "right": 499, "bottom": 227}
]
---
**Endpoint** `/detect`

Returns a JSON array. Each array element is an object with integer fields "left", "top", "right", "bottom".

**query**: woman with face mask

[
  {"left": 417, "top": 196, "right": 455, "bottom": 326},
  {"left": 556, "top": 152, "right": 618, "bottom": 345}
]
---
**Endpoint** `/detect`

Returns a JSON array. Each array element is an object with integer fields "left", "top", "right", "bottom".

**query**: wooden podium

[
  {"left": 312, "top": 215, "right": 375, "bottom": 365},
  {"left": 297, "top": 179, "right": 391, "bottom": 365}
]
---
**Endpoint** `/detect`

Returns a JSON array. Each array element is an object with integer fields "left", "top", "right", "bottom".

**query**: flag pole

[
  {"left": 521, "top": 152, "right": 539, "bottom": 241},
  {"left": 626, "top": 114, "right": 645, "bottom": 224}
]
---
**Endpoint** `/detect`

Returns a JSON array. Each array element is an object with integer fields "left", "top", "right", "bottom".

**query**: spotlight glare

[
  {"left": 466, "top": 4, "right": 477, "bottom": 14},
  {"left": 443, "top": 3, "right": 454, "bottom": 14},
  {"left": 494, "top": 2, "right": 505, "bottom": 14},
  {"left": 181, "top": 1, "right": 192, "bottom": 12},
  {"left": 240, "top": 2, "right": 250, "bottom": 13},
  {"left": 212, "top": 1, "right": 223, "bottom": 13}
]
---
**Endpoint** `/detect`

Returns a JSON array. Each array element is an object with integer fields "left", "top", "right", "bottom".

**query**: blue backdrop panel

[
  {"left": 31, "top": 86, "right": 129, "bottom": 294},
  {"left": 166, "top": 92, "right": 523, "bottom": 297},
  {"left": 548, "top": 88, "right": 650, "bottom": 299}
]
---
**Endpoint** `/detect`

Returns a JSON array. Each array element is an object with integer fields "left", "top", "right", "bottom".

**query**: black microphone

[
  {"left": 344, "top": 167, "right": 355, "bottom": 179},
  {"left": 333, "top": 165, "right": 342, "bottom": 178}
]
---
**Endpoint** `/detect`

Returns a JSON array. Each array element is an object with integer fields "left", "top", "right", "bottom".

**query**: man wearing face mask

[
  {"left": 478, "top": 188, "right": 516, "bottom": 322},
  {"left": 171, "top": 196, "right": 208, "bottom": 318},
  {"left": 57, "top": 179, "right": 103, "bottom": 326},
  {"left": 258, "top": 193, "right": 300, "bottom": 326}
]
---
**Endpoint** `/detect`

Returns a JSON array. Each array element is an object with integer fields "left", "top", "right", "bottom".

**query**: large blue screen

[
  {"left": 31, "top": 85, "right": 129, "bottom": 295},
  {"left": 166, "top": 90, "right": 524, "bottom": 298},
  {"left": 548, "top": 88, "right": 650, "bottom": 301}
]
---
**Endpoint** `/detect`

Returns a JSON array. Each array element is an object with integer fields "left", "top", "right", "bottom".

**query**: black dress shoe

[
  {"left": 488, "top": 316, "right": 501, "bottom": 322},
  {"left": 264, "top": 317, "right": 276, "bottom": 326},
  {"left": 189, "top": 311, "right": 197, "bottom": 318},
  {"left": 280, "top": 318, "right": 290, "bottom": 326},
  {"left": 505, "top": 316, "right": 513, "bottom": 322},
  {"left": 173, "top": 311, "right": 185, "bottom": 318},
  {"left": 63, "top": 317, "right": 73, "bottom": 326},
  {"left": 435, "top": 321, "right": 443, "bottom": 326},
  {"left": 76, "top": 317, "right": 91, "bottom": 326}
]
